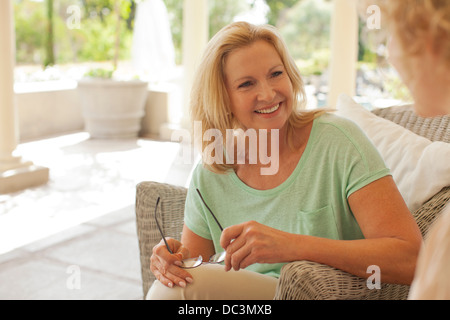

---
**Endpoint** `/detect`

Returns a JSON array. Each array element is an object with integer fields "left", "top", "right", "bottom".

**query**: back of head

[{"left": 372, "top": 0, "right": 450, "bottom": 69}]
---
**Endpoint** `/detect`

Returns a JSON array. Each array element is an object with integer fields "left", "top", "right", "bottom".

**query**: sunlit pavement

[{"left": 0, "top": 132, "right": 196, "bottom": 299}]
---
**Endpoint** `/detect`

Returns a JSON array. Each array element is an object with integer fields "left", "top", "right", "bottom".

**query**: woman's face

[{"left": 223, "top": 40, "right": 293, "bottom": 131}]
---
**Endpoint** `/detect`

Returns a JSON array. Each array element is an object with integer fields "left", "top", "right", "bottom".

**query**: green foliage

[
  {"left": 74, "top": 13, "right": 131, "bottom": 62},
  {"left": 208, "top": 0, "right": 251, "bottom": 38},
  {"left": 296, "top": 48, "right": 330, "bottom": 76},
  {"left": 163, "top": 0, "right": 183, "bottom": 64},
  {"left": 44, "top": 0, "right": 55, "bottom": 67},
  {"left": 14, "top": 0, "right": 299, "bottom": 67},
  {"left": 83, "top": 67, "right": 115, "bottom": 79},
  {"left": 264, "top": 0, "right": 298, "bottom": 26},
  {"left": 14, "top": 1, "right": 47, "bottom": 64},
  {"left": 14, "top": 0, "right": 375, "bottom": 80},
  {"left": 278, "top": 0, "right": 332, "bottom": 61},
  {"left": 14, "top": 0, "right": 133, "bottom": 66}
]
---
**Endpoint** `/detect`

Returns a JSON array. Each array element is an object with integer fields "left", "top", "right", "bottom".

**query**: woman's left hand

[{"left": 219, "top": 220, "right": 293, "bottom": 271}]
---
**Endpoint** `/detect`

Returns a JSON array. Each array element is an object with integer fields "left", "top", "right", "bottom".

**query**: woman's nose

[{"left": 256, "top": 81, "right": 276, "bottom": 102}]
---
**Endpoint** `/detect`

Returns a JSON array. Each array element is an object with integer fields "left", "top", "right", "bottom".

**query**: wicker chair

[{"left": 135, "top": 106, "right": 450, "bottom": 300}]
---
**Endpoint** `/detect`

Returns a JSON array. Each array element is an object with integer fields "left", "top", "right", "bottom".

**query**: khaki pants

[{"left": 146, "top": 264, "right": 278, "bottom": 300}]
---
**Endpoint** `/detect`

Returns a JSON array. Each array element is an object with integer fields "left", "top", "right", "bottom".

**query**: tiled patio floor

[{"left": 0, "top": 132, "right": 197, "bottom": 300}]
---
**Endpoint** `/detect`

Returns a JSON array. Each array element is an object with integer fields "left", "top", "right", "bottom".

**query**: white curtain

[{"left": 131, "top": 0, "right": 176, "bottom": 82}]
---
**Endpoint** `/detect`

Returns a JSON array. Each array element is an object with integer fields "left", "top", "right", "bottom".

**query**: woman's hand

[
  {"left": 220, "top": 221, "right": 293, "bottom": 271},
  {"left": 150, "top": 237, "right": 194, "bottom": 288}
]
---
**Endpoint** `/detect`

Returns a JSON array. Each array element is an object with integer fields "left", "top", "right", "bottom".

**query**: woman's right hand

[{"left": 150, "top": 237, "right": 194, "bottom": 288}]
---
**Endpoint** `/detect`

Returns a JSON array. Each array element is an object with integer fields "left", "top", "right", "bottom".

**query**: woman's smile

[{"left": 255, "top": 102, "right": 281, "bottom": 115}]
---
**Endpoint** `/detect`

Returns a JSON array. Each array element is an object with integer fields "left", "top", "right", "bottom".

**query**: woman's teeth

[{"left": 255, "top": 103, "right": 280, "bottom": 114}]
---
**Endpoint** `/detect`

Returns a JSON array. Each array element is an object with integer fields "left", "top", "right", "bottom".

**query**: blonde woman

[
  {"left": 147, "top": 22, "right": 422, "bottom": 300},
  {"left": 375, "top": 0, "right": 450, "bottom": 117},
  {"left": 372, "top": 0, "right": 450, "bottom": 299}
]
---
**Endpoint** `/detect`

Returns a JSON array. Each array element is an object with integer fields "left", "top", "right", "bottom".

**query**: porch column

[
  {"left": 180, "top": 0, "right": 208, "bottom": 130},
  {"left": 160, "top": 0, "right": 208, "bottom": 139},
  {"left": 0, "top": 0, "right": 49, "bottom": 194},
  {"left": 327, "top": 0, "right": 358, "bottom": 108}
]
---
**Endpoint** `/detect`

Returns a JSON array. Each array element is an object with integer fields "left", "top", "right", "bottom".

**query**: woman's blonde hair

[
  {"left": 374, "top": 0, "right": 450, "bottom": 68},
  {"left": 190, "top": 21, "right": 327, "bottom": 174}
]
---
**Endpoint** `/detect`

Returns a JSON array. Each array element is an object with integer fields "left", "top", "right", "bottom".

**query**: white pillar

[
  {"left": 0, "top": 0, "right": 19, "bottom": 168},
  {"left": 327, "top": 0, "right": 358, "bottom": 108},
  {"left": 160, "top": 0, "right": 208, "bottom": 139},
  {"left": 0, "top": 0, "right": 49, "bottom": 194}
]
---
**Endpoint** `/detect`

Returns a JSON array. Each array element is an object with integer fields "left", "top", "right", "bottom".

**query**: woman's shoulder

[
  {"left": 190, "top": 160, "right": 233, "bottom": 186},
  {"left": 316, "top": 112, "right": 361, "bottom": 129},
  {"left": 314, "top": 112, "right": 368, "bottom": 140}
]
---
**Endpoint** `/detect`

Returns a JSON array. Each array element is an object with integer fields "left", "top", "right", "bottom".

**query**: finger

[
  {"left": 166, "top": 264, "right": 194, "bottom": 287},
  {"left": 153, "top": 239, "right": 185, "bottom": 271},
  {"left": 151, "top": 255, "right": 194, "bottom": 288},
  {"left": 235, "top": 250, "right": 256, "bottom": 270},
  {"left": 222, "top": 224, "right": 249, "bottom": 271},
  {"left": 220, "top": 224, "right": 244, "bottom": 250},
  {"left": 229, "top": 243, "right": 252, "bottom": 271},
  {"left": 223, "top": 235, "right": 244, "bottom": 271},
  {"left": 153, "top": 246, "right": 173, "bottom": 273},
  {"left": 173, "top": 245, "right": 190, "bottom": 261},
  {"left": 152, "top": 268, "right": 175, "bottom": 288},
  {"left": 152, "top": 241, "right": 187, "bottom": 278}
]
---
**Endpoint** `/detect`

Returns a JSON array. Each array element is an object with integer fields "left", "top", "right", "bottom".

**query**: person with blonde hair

[
  {"left": 375, "top": 0, "right": 450, "bottom": 117},
  {"left": 147, "top": 21, "right": 422, "bottom": 300},
  {"left": 372, "top": 0, "right": 450, "bottom": 299}
]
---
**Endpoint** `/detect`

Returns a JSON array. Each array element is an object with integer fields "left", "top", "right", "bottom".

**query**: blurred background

[
  {"left": 0, "top": 0, "right": 414, "bottom": 299},
  {"left": 13, "top": 0, "right": 411, "bottom": 109}
]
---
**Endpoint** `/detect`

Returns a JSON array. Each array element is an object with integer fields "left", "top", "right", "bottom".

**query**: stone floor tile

[
  {"left": 41, "top": 228, "right": 142, "bottom": 282},
  {"left": 0, "top": 258, "right": 141, "bottom": 300}
]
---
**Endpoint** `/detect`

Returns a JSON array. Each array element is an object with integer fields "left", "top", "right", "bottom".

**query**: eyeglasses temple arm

[
  {"left": 154, "top": 197, "right": 174, "bottom": 254},
  {"left": 196, "top": 189, "right": 224, "bottom": 232}
]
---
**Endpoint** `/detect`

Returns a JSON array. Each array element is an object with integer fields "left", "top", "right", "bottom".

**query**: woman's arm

[
  {"left": 296, "top": 176, "right": 422, "bottom": 284},
  {"left": 221, "top": 176, "right": 423, "bottom": 285},
  {"left": 181, "top": 223, "right": 216, "bottom": 259}
]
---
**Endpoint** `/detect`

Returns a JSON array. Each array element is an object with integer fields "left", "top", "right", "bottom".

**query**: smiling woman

[
  {"left": 146, "top": 21, "right": 422, "bottom": 300},
  {"left": 190, "top": 22, "right": 327, "bottom": 175}
]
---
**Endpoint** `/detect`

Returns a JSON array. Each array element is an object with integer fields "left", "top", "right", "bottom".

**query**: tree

[
  {"left": 263, "top": 0, "right": 298, "bottom": 26},
  {"left": 278, "top": 0, "right": 332, "bottom": 60},
  {"left": 44, "top": 0, "right": 55, "bottom": 67}
]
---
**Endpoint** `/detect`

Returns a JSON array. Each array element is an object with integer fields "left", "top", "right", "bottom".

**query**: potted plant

[{"left": 77, "top": 0, "right": 148, "bottom": 139}]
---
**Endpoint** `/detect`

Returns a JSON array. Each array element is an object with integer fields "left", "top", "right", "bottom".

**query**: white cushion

[{"left": 336, "top": 93, "right": 450, "bottom": 212}]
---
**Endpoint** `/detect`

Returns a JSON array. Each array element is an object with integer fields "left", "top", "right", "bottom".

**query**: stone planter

[{"left": 77, "top": 79, "right": 148, "bottom": 139}]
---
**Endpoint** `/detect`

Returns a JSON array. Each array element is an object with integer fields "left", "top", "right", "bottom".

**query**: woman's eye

[
  {"left": 271, "top": 71, "right": 283, "bottom": 78},
  {"left": 238, "top": 81, "right": 252, "bottom": 89}
]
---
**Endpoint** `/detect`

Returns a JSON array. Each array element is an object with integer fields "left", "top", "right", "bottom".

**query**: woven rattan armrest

[{"left": 135, "top": 181, "right": 187, "bottom": 298}]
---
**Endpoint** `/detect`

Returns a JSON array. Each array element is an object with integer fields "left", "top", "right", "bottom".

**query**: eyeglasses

[{"left": 154, "top": 189, "right": 226, "bottom": 269}]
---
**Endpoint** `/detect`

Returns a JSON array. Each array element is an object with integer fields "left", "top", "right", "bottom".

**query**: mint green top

[{"left": 184, "top": 113, "right": 390, "bottom": 278}]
